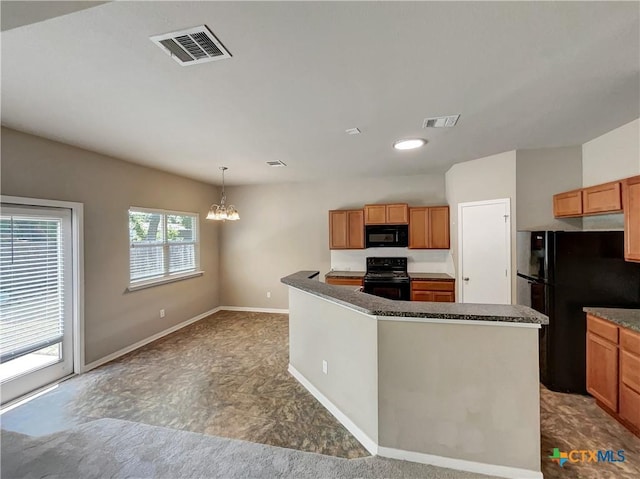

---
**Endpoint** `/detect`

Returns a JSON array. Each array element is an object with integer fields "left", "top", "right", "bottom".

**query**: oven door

[{"left": 363, "top": 280, "right": 410, "bottom": 301}]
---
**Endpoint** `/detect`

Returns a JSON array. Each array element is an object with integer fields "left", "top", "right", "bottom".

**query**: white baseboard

[
  {"left": 82, "top": 307, "right": 222, "bottom": 372},
  {"left": 220, "top": 306, "right": 289, "bottom": 314},
  {"left": 377, "top": 447, "right": 542, "bottom": 479},
  {"left": 287, "top": 364, "right": 378, "bottom": 455},
  {"left": 289, "top": 363, "right": 541, "bottom": 479}
]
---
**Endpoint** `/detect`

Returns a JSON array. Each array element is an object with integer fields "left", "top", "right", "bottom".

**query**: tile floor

[{"left": 2, "top": 310, "right": 640, "bottom": 476}]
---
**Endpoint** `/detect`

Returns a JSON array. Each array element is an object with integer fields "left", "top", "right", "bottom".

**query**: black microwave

[{"left": 365, "top": 225, "right": 409, "bottom": 248}]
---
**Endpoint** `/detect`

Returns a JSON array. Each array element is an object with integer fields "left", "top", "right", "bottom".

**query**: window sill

[{"left": 127, "top": 271, "right": 204, "bottom": 292}]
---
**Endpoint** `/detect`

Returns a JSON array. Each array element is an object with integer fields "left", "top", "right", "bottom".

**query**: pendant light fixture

[{"left": 207, "top": 166, "right": 239, "bottom": 221}]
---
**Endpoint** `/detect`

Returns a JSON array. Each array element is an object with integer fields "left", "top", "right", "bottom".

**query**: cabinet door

[
  {"left": 553, "top": 190, "right": 583, "bottom": 217},
  {"left": 432, "top": 291, "right": 455, "bottom": 302},
  {"left": 623, "top": 176, "right": 640, "bottom": 262},
  {"left": 620, "top": 382, "right": 640, "bottom": 432},
  {"left": 411, "top": 290, "right": 434, "bottom": 302},
  {"left": 347, "top": 210, "right": 365, "bottom": 249},
  {"left": 386, "top": 204, "right": 409, "bottom": 224},
  {"left": 329, "top": 211, "right": 348, "bottom": 249},
  {"left": 428, "top": 207, "right": 450, "bottom": 249},
  {"left": 583, "top": 182, "right": 622, "bottom": 215},
  {"left": 409, "top": 208, "right": 428, "bottom": 249},
  {"left": 586, "top": 331, "right": 618, "bottom": 411},
  {"left": 364, "top": 205, "right": 387, "bottom": 225}
]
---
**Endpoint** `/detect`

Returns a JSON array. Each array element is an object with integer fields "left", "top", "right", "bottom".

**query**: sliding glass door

[{"left": 0, "top": 205, "right": 74, "bottom": 404}]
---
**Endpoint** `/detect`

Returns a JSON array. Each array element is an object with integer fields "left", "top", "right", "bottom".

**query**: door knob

[{"left": 463, "top": 277, "right": 470, "bottom": 281}]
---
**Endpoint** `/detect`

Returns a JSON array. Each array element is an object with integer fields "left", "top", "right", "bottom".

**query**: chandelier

[{"left": 207, "top": 166, "right": 239, "bottom": 221}]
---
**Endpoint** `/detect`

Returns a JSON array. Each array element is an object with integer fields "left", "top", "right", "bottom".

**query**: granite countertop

[
  {"left": 408, "top": 272, "right": 454, "bottom": 281},
  {"left": 584, "top": 307, "right": 640, "bottom": 334},
  {"left": 283, "top": 271, "right": 548, "bottom": 325},
  {"left": 325, "top": 271, "right": 454, "bottom": 281},
  {"left": 325, "top": 271, "right": 365, "bottom": 279}
]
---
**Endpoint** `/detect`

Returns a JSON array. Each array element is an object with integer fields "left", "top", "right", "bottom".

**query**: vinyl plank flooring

[{"left": 5, "top": 309, "right": 639, "bottom": 469}]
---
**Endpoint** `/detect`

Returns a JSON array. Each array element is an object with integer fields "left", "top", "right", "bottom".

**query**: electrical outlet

[
  {"left": 266, "top": 291, "right": 271, "bottom": 299},
  {"left": 322, "top": 360, "right": 328, "bottom": 375},
  {"left": 159, "top": 309, "right": 165, "bottom": 318}
]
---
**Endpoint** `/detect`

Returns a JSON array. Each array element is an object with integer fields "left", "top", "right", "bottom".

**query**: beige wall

[
  {"left": 516, "top": 146, "right": 583, "bottom": 231},
  {"left": 1, "top": 127, "right": 221, "bottom": 364},
  {"left": 582, "top": 119, "right": 639, "bottom": 230},
  {"left": 582, "top": 118, "right": 640, "bottom": 187},
  {"left": 288, "top": 288, "right": 378, "bottom": 440},
  {"left": 220, "top": 174, "right": 445, "bottom": 309},
  {"left": 378, "top": 319, "right": 540, "bottom": 471},
  {"left": 445, "top": 150, "right": 518, "bottom": 303}
]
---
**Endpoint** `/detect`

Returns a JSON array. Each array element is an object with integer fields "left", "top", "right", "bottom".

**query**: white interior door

[
  {"left": 458, "top": 199, "right": 511, "bottom": 304},
  {"left": 0, "top": 205, "right": 74, "bottom": 404}
]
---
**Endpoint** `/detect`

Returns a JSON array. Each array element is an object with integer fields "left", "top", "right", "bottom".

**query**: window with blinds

[
  {"left": 0, "top": 214, "right": 65, "bottom": 363},
  {"left": 129, "top": 208, "right": 199, "bottom": 285}
]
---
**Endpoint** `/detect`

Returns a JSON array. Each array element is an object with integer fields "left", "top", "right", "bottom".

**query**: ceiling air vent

[
  {"left": 150, "top": 25, "right": 231, "bottom": 66},
  {"left": 422, "top": 114, "right": 460, "bottom": 128},
  {"left": 266, "top": 161, "right": 287, "bottom": 167}
]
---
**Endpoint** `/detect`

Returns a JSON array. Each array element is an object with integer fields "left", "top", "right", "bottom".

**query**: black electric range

[{"left": 363, "top": 257, "right": 410, "bottom": 301}]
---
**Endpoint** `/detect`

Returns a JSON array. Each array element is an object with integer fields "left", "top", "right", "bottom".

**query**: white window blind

[
  {"left": 129, "top": 208, "right": 199, "bottom": 285},
  {"left": 0, "top": 214, "right": 65, "bottom": 363}
]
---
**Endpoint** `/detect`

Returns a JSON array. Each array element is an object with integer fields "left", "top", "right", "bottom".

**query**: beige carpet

[{"left": 1, "top": 418, "right": 499, "bottom": 479}]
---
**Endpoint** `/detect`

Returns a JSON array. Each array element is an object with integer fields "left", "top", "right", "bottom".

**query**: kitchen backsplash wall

[{"left": 331, "top": 248, "right": 455, "bottom": 275}]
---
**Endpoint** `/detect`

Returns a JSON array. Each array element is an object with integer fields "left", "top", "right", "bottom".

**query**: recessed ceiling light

[
  {"left": 345, "top": 128, "right": 361, "bottom": 135},
  {"left": 393, "top": 138, "right": 427, "bottom": 150}
]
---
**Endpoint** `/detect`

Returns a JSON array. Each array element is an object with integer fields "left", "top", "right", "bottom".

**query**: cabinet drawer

[
  {"left": 432, "top": 291, "right": 455, "bottom": 302},
  {"left": 621, "top": 349, "right": 640, "bottom": 394},
  {"left": 411, "top": 280, "right": 454, "bottom": 292},
  {"left": 587, "top": 314, "right": 619, "bottom": 344},
  {"left": 411, "top": 290, "right": 434, "bottom": 302},
  {"left": 326, "top": 278, "right": 363, "bottom": 286},
  {"left": 583, "top": 181, "right": 622, "bottom": 214},
  {"left": 621, "top": 327, "right": 640, "bottom": 357},
  {"left": 553, "top": 190, "right": 582, "bottom": 217},
  {"left": 619, "top": 382, "right": 640, "bottom": 431}
]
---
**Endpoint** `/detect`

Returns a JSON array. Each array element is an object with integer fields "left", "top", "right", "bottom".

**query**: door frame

[
  {"left": 457, "top": 198, "right": 511, "bottom": 304},
  {"left": 1, "top": 195, "right": 85, "bottom": 375}
]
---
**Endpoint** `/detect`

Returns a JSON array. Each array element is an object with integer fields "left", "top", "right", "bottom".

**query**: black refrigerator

[{"left": 517, "top": 231, "right": 640, "bottom": 394}]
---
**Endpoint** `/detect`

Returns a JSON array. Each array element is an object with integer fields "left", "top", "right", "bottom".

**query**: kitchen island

[{"left": 282, "top": 271, "right": 548, "bottom": 479}]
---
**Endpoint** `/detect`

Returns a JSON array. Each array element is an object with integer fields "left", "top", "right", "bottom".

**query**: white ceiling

[{"left": 1, "top": 1, "right": 638, "bottom": 186}]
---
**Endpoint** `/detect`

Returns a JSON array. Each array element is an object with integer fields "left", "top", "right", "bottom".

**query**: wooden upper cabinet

[
  {"left": 329, "top": 210, "right": 364, "bottom": 249},
  {"left": 364, "top": 205, "right": 387, "bottom": 224},
  {"left": 623, "top": 175, "right": 640, "bottom": 262},
  {"left": 347, "top": 210, "right": 365, "bottom": 249},
  {"left": 409, "top": 206, "right": 449, "bottom": 249},
  {"left": 429, "top": 206, "right": 450, "bottom": 249},
  {"left": 583, "top": 181, "right": 622, "bottom": 215},
  {"left": 553, "top": 190, "right": 583, "bottom": 218},
  {"left": 409, "top": 208, "right": 428, "bottom": 248},
  {"left": 386, "top": 204, "right": 409, "bottom": 224},
  {"left": 364, "top": 204, "right": 408, "bottom": 225}
]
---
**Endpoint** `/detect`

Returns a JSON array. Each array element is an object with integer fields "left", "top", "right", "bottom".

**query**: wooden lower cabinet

[
  {"left": 411, "top": 280, "right": 455, "bottom": 302},
  {"left": 325, "top": 277, "right": 363, "bottom": 286},
  {"left": 586, "top": 313, "right": 640, "bottom": 435},
  {"left": 623, "top": 175, "right": 640, "bottom": 262},
  {"left": 586, "top": 330, "right": 618, "bottom": 411}
]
